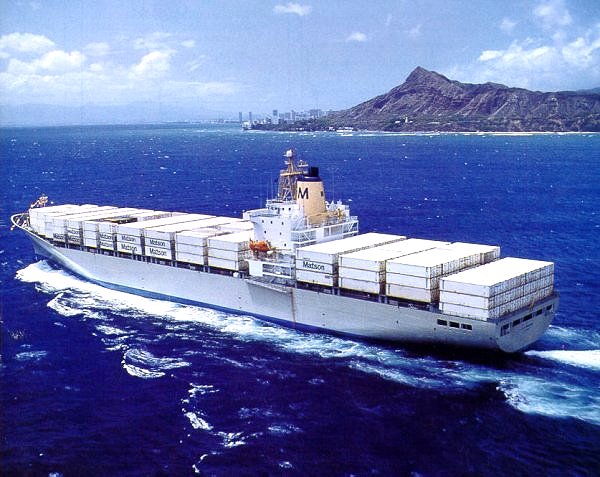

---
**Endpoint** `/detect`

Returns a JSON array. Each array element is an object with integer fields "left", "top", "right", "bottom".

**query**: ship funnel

[{"left": 297, "top": 167, "right": 327, "bottom": 223}]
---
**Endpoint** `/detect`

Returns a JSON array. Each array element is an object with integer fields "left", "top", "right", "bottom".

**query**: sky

[{"left": 1, "top": 0, "right": 599, "bottom": 124}]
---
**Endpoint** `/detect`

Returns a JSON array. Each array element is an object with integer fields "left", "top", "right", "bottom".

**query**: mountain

[{"left": 326, "top": 67, "right": 600, "bottom": 132}]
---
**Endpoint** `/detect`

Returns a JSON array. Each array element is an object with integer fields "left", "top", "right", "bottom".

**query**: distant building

[
  {"left": 238, "top": 112, "right": 243, "bottom": 123},
  {"left": 249, "top": 112, "right": 253, "bottom": 123}
]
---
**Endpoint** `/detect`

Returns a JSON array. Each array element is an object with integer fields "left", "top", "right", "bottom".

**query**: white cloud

[
  {"left": 346, "top": 32, "right": 368, "bottom": 43},
  {"left": 273, "top": 3, "right": 312, "bottom": 16},
  {"left": 478, "top": 50, "right": 502, "bottom": 61},
  {"left": 133, "top": 32, "right": 173, "bottom": 50},
  {"left": 131, "top": 50, "right": 173, "bottom": 77},
  {"left": 534, "top": 0, "right": 572, "bottom": 29},
  {"left": 186, "top": 56, "right": 208, "bottom": 73},
  {"left": 85, "top": 42, "right": 110, "bottom": 57},
  {"left": 36, "top": 50, "right": 86, "bottom": 72},
  {"left": 0, "top": 32, "right": 239, "bottom": 108},
  {"left": 0, "top": 32, "right": 55, "bottom": 54},
  {"left": 7, "top": 49, "right": 86, "bottom": 74},
  {"left": 561, "top": 35, "right": 600, "bottom": 67},
  {"left": 500, "top": 18, "right": 517, "bottom": 34}
]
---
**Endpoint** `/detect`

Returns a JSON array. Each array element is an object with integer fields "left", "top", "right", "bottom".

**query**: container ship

[{"left": 11, "top": 150, "right": 558, "bottom": 352}]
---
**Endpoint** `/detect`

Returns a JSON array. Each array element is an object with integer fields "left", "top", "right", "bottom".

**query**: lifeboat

[{"left": 249, "top": 240, "right": 271, "bottom": 253}]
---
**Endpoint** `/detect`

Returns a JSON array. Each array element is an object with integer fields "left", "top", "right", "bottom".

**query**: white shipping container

[
  {"left": 441, "top": 285, "right": 554, "bottom": 320},
  {"left": 30, "top": 204, "right": 81, "bottom": 234},
  {"left": 145, "top": 245, "right": 173, "bottom": 260},
  {"left": 296, "top": 258, "right": 335, "bottom": 275},
  {"left": 386, "top": 283, "right": 438, "bottom": 303},
  {"left": 117, "top": 241, "right": 143, "bottom": 255},
  {"left": 81, "top": 208, "right": 145, "bottom": 232},
  {"left": 296, "top": 233, "right": 405, "bottom": 266},
  {"left": 377, "top": 238, "right": 449, "bottom": 252},
  {"left": 175, "top": 242, "right": 207, "bottom": 255},
  {"left": 440, "top": 258, "right": 554, "bottom": 298},
  {"left": 175, "top": 251, "right": 205, "bottom": 265},
  {"left": 98, "top": 230, "right": 116, "bottom": 241},
  {"left": 208, "top": 248, "right": 247, "bottom": 261},
  {"left": 207, "top": 256, "right": 248, "bottom": 271},
  {"left": 99, "top": 239, "right": 115, "bottom": 251},
  {"left": 339, "top": 277, "right": 383, "bottom": 294},
  {"left": 440, "top": 242, "right": 501, "bottom": 264},
  {"left": 117, "top": 234, "right": 142, "bottom": 246},
  {"left": 338, "top": 266, "right": 384, "bottom": 282},
  {"left": 116, "top": 213, "right": 207, "bottom": 236},
  {"left": 144, "top": 236, "right": 171, "bottom": 249},
  {"left": 440, "top": 275, "right": 554, "bottom": 309},
  {"left": 83, "top": 236, "right": 98, "bottom": 248},
  {"left": 386, "top": 248, "right": 482, "bottom": 278},
  {"left": 386, "top": 273, "right": 438, "bottom": 290},
  {"left": 296, "top": 269, "right": 335, "bottom": 287},
  {"left": 143, "top": 216, "right": 216, "bottom": 241},
  {"left": 207, "top": 231, "right": 252, "bottom": 252},
  {"left": 176, "top": 229, "right": 223, "bottom": 246}
]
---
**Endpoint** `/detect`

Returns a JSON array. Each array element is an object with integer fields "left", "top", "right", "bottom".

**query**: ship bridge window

[
  {"left": 437, "top": 319, "right": 447, "bottom": 326},
  {"left": 523, "top": 313, "right": 533, "bottom": 322},
  {"left": 501, "top": 324, "right": 510, "bottom": 336},
  {"left": 449, "top": 321, "right": 460, "bottom": 328},
  {"left": 461, "top": 324, "right": 472, "bottom": 330},
  {"left": 546, "top": 305, "right": 553, "bottom": 311},
  {"left": 536, "top": 309, "right": 543, "bottom": 316}
]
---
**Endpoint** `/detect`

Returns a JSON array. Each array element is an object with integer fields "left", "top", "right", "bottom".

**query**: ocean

[{"left": 1, "top": 124, "right": 599, "bottom": 476}]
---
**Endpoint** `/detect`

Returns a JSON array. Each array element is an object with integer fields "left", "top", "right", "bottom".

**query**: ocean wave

[
  {"left": 525, "top": 350, "right": 600, "bottom": 371},
  {"left": 15, "top": 260, "right": 600, "bottom": 426},
  {"left": 545, "top": 325, "right": 600, "bottom": 349},
  {"left": 14, "top": 350, "right": 48, "bottom": 362},
  {"left": 498, "top": 376, "right": 600, "bottom": 426},
  {"left": 121, "top": 347, "right": 190, "bottom": 379},
  {"left": 184, "top": 411, "right": 213, "bottom": 431}
]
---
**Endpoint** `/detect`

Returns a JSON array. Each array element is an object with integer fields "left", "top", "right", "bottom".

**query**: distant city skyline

[{"left": 1, "top": 1, "right": 599, "bottom": 125}]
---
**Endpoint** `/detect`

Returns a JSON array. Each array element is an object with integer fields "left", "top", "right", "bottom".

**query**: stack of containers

[
  {"left": 439, "top": 257, "right": 554, "bottom": 320},
  {"left": 29, "top": 204, "right": 81, "bottom": 236},
  {"left": 46, "top": 205, "right": 104, "bottom": 241},
  {"left": 64, "top": 206, "right": 119, "bottom": 244},
  {"left": 385, "top": 243, "right": 500, "bottom": 303},
  {"left": 440, "top": 242, "right": 501, "bottom": 264},
  {"left": 207, "top": 231, "right": 253, "bottom": 271},
  {"left": 82, "top": 208, "right": 153, "bottom": 248},
  {"left": 146, "top": 216, "right": 251, "bottom": 259},
  {"left": 338, "top": 238, "right": 449, "bottom": 294},
  {"left": 174, "top": 218, "right": 254, "bottom": 266},
  {"left": 175, "top": 229, "right": 225, "bottom": 265},
  {"left": 94, "top": 210, "right": 171, "bottom": 251},
  {"left": 296, "top": 233, "right": 406, "bottom": 287},
  {"left": 115, "top": 213, "right": 202, "bottom": 255}
]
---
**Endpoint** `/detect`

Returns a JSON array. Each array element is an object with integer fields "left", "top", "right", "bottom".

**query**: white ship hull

[{"left": 17, "top": 219, "right": 557, "bottom": 353}]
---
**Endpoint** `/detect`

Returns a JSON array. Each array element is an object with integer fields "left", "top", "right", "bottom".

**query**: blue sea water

[{"left": 1, "top": 124, "right": 599, "bottom": 475}]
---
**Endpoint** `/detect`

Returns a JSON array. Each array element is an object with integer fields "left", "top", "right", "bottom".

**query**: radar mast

[{"left": 277, "top": 149, "right": 307, "bottom": 201}]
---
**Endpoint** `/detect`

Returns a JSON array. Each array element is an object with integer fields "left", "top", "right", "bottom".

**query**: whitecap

[
  {"left": 122, "top": 363, "right": 165, "bottom": 379},
  {"left": 14, "top": 350, "right": 48, "bottom": 362},
  {"left": 497, "top": 376, "right": 600, "bottom": 426},
  {"left": 121, "top": 347, "right": 190, "bottom": 379},
  {"left": 184, "top": 411, "right": 213, "bottom": 431},
  {"left": 217, "top": 431, "right": 248, "bottom": 448},
  {"left": 526, "top": 349, "right": 600, "bottom": 371}
]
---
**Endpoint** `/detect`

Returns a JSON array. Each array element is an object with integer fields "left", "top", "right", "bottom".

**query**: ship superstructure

[
  {"left": 244, "top": 149, "right": 357, "bottom": 281},
  {"left": 11, "top": 150, "right": 558, "bottom": 352}
]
